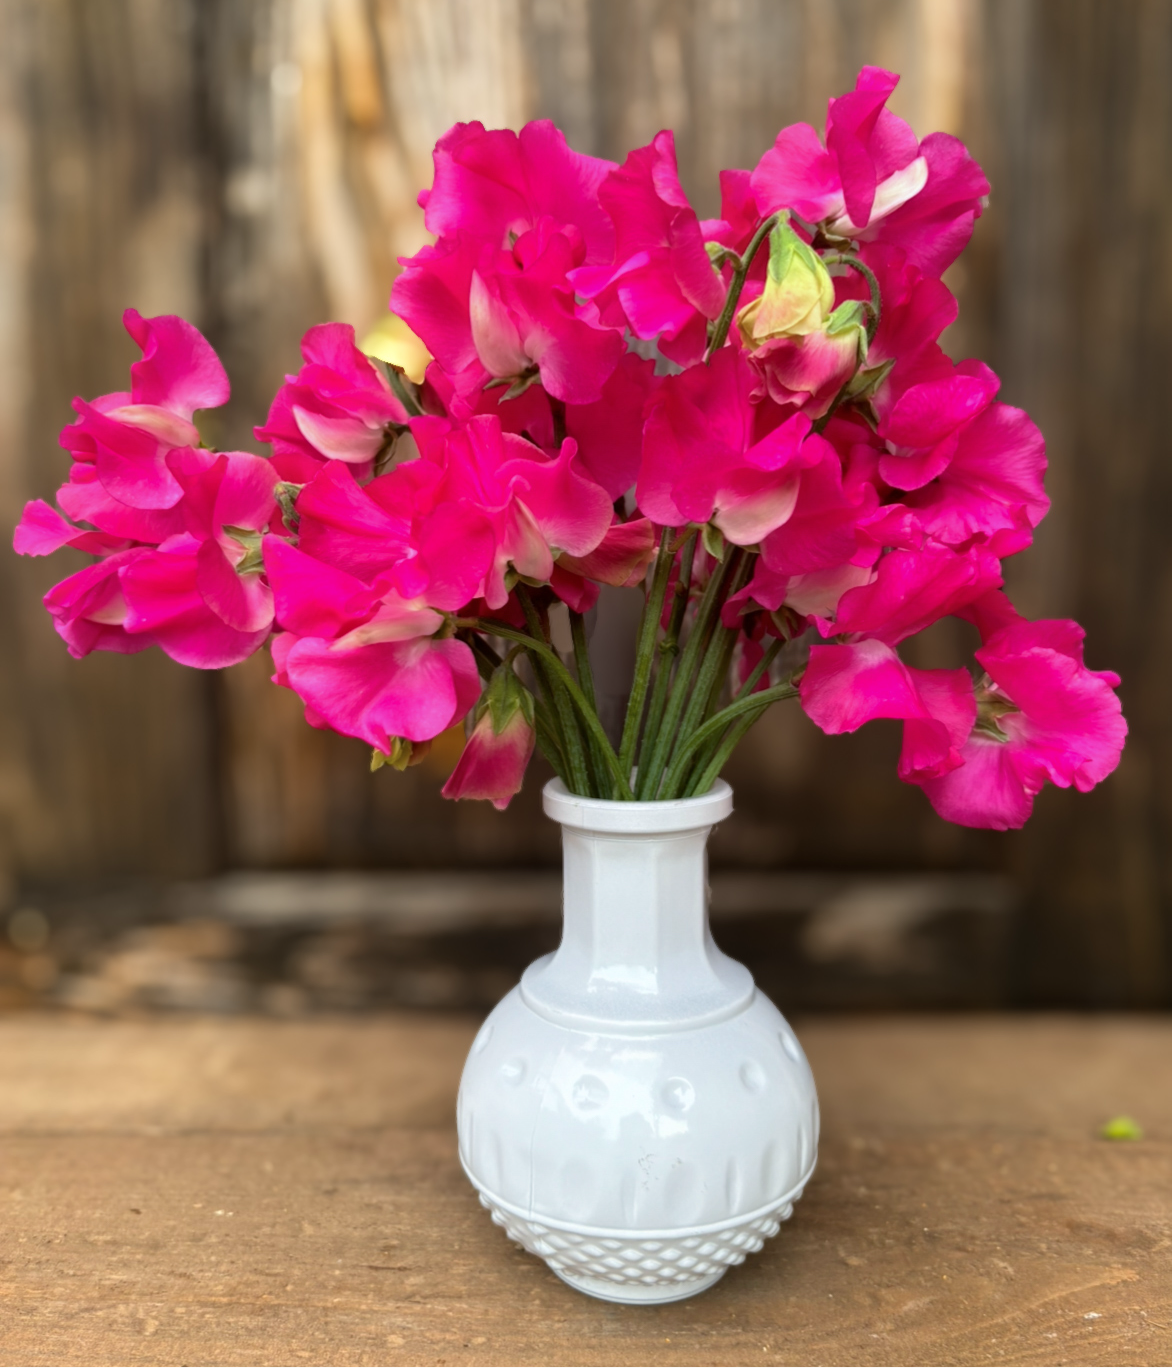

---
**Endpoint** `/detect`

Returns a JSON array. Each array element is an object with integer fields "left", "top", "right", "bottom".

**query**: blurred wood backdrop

[{"left": 1, "top": 0, "right": 1169, "bottom": 1005}]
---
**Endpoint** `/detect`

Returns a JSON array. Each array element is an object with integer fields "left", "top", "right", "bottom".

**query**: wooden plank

[{"left": 0, "top": 1014, "right": 1167, "bottom": 1365}]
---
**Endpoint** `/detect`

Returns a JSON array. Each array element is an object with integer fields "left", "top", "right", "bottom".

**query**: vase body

[{"left": 457, "top": 779, "right": 819, "bottom": 1305}]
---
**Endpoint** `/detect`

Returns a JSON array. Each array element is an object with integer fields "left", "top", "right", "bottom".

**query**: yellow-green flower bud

[{"left": 736, "top": 217, "right": 834, "bottom": 348}]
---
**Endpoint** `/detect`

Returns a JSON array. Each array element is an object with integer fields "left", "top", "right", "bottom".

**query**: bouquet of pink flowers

[{"left": 16, "top": 68, "right": 1126, "bottom": 829}]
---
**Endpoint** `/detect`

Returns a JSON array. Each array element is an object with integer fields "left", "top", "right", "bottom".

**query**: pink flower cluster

[{"left": 16, "top": 68, "right": 1125, "bottom": 827}]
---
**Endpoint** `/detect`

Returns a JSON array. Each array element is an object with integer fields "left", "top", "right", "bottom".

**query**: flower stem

[
  {"left": 476, "top": 618, "right": 635, "bottom": 800},
  {"left": 517, "top": 589, "right": 594, "bottom": 797},
  {"left": 705, "top": 214, "right": 779, "bottom": 361},
  {"left": 635, "top": 549, "right": 738, "bottom": 800},
  {"left": 617, "top": 530, "right": 677, "bottom": 785},
  {"left": 658, "top": 681, "right": 799, "bottom": 799},
  {"left": 634, "top": 531, "right": 697, "bottom": 784},
  {"left": 655, "top": 551, "right": 749, "bottom": 798},
  {"left": 570, "top": 607, "right": 610, "bottom": 796}
]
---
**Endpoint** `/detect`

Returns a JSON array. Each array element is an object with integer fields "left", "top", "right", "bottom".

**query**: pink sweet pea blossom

[
  {"left": 799, "top": 638, "right": 976, "bottom": 782},
  {"left": 639, "top": 347, "right": 830, "bottom": 544},
  {"left": 17, "top": 447, "right": 279, "bottom": 668},
  {"left": 394, "top": 221, "right": 624, "bottom": 412},
  {"left": 253, "top": 323, "right": 409, "bottom": 481},
  {"left": 419, "top": 120, "right": 616, "bottom": 265},
  {"left": 280, "top": 629, "right": 481, "bottom": 748},
  {"left": 750, "top": 67, "right": 988, "bottom": 277},
  {"left": 410, "top": 415, "right": 615, "bottom": 609},
  {"left": 915, "top": 594, "right": 1127, "bottom": 829},
  {"left": 572, "top": 131, "right": 726, "bottom": 366},
  {"left": 59, "top": 309, "right": 229, "bottom": 510},
  {"left": 442, "top": 663, "right": 536, "bottom": 810}
]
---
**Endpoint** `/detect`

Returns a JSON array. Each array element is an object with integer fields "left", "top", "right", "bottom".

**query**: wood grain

[
  {"left": 1, "top": 1, "right": 1169, "bottom": 1002},
  {"left": 0, "top": 1013, "right": 1168, "bottom": 1366}
]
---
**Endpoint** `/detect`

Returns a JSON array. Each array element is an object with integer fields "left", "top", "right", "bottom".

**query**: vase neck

[{"left": 521, "top": 802, "right": 754, "bottom": 1032}]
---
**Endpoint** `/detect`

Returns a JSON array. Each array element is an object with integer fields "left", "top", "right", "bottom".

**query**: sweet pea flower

[
  {"left": 799, "top": 637, "right": 977, "bottom": 783},
  {"left": 410, "top": 415, "right": 615, "bottom": 609},
  {"left": 17, "top": 447, "right": 279, "bottom": 668},
  {"left": 59, "top": 309, "right": 229, "bottom": 511},
  {"left": 639, "top": 347, "right": 830, "bottom": 545},
  {"left": 571, "top": 130, "right": 726, "bottom": 366},
  {"left": 750, "top": 67, "right": 988, "bottom": 277},
  {"left": 914, "top": 593, "right": 1127, "bottom": 828},
  {"left": 735, "top": 217, "right": 868, "bottom": 414},
  {"left": 264, "top": 535, "right": 483, "bottom": 750},
  {"left": 419, "top": 120, "right": 616, "bottom": 264},
  {"left": 254, "top": 323, "right": 409, "bottom": 482},
  {"left": 423, "top": 350, "right": 657, "bottom": 500},
  {"left": 442, "top": 662, "right": 536, "bottom": 810},
  {"left": 393, "top": 220, "right": 624, "bottom": 412}
]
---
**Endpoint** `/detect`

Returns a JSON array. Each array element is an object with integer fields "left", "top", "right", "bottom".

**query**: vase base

[{"left": 553, "top": 1266, "right": 727, "bottom": 1305}]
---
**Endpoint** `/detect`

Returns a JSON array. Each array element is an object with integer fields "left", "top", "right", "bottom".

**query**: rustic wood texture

[
  {"left": 0, "top": 1012, "right": 1168, "bottom": 1365},
  {"left": 2, "top": 1, "right": 1170, "bottom": 1002}
]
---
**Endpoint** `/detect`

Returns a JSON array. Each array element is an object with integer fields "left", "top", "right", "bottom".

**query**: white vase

[{"left": 457, "top": 778, "right": 819, "bottom": 1305}]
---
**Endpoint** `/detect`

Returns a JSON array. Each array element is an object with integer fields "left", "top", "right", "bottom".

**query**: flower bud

[
  {"left": 441, "top": 664, "right": 536, "bottom": 810},
  {"left": 736, "top": 217, "right": 834, "bottom": 347}
]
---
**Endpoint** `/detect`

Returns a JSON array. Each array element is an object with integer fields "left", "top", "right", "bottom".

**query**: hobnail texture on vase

[{"left": 470, "top": 1180, "right": 806, "bottom": 1304}]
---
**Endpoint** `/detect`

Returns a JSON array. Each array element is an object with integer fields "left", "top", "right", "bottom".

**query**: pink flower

[
  {"left": 419, "top": 120, "right": 616, "bottom": 266},
  {"left": 422, "top": 351, "right": 657, "bottom": 501},
  {"left": 874, "top": 351, "right": 1001, "bottom": 490},
  {"left": 899, "top": 401, "right": 1048, "bottom": 556},
  {"left": 827, "top": 542, "right": 1003, "bottom": 644},
  {"left": 572, "top": 131, "right": 726, "bottom": 366},
  {"left": 750, "top": 67, "right": 988, "bottom": 277},
  {"left": 639, "top": 347, "right": 829, "bottom": 544},
  {"left": 394, "top": 222, "right": 624, "bottom": 411},
  {"left": 254, "top": 323, "right": 409, "bottom": 481},
  {"left": 915, "top": 594, "right": 1127, "bottom": 829},
  {"left": 800, "top": 638, "right": 976, "bottom": 782},
  {"left": 59, "top": 309, "right": 230, "bottom": 510},
  {"left": 280, "top": 629, "right": 481, "bottom": 748},
  {"left": 442, "top": 663, "right": 536, "bottom": 810},
  {"left": 411, "top": 415, "right": 615, "bottom": 609},
  {"left": 20, "top": 448, "right": 279, "bottom": 668}
]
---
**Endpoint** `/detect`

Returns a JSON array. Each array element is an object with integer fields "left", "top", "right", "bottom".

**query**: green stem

[
  {"left": 570, "top": 608, "right": 609, "bottom": 796},
  {"left": 683, "top": 637, "right": 786, "bottom": 790},
  {"left": 533, "top": 709, "right": 570, "bottom": 785},
  {"left": 685, "top": 706, "right": 770, "bottom": 798},
  {"left": 655, "top": 550, "right": 749, "bottom": 799},
  {"left": 823, "top": 252, "right": 882, "bottom": 343},
  {"left": 517, "top": 589, "right": 593, "bottom": 797},
  {"left": 634, "top": 532, "right": 697, "bottom": 782},
  {"left": 476, "top": 619, "right": 635, "bottom": 800},
  {"left": 635, "top": 550, "right": 737, "bottom": 800},
  {"left": 617, "top": 530, "right": 677, "bottom": 783},
  {"left": 658, "top": 681, "right": 798, "bottom": 800},
  {"left": 705, "top": 214, "right": 779, "bottom": 361}
]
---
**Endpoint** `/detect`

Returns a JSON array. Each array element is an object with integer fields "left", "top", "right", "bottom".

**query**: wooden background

[{"left": 1, "top": 0, "right": 1169, "bottom": 1006}]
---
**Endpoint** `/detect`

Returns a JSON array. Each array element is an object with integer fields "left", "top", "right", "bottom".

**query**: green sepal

[
  {"left": 479, "top": 660, "right": 536, "bottom": 737},
  {"left": 223, "top": 525, "right": 265, "bottom": 576},
  {"left": 702, "top": 522, "right": 727, "bottom": 562},
  {"left": 372, "top": 736, "right": 418, "bottom": 772}
]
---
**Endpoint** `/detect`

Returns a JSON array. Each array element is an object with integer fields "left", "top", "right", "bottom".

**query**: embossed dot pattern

[
  {"left": 660, "top": 1077, "right": 695, "bottom": 1112},
  {"left": 739, "top": 1060, "right": 766, "bottom": 1093},
  {"left": 471, "top": 1023, "right": 494, "bottom": 1055},
  {"left": 780, "top": 1030, "right": 800, "bottom": 1062},
  {"left": 500, "top": 1057, "right": 526, "bottom": 1085},
  {"left": 479, "top": 1192, "right": 803, "bottom": 1290}
]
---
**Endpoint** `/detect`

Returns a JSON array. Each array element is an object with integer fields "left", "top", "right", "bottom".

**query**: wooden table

[{"left": 0, "top": 1013, "right": 1168, "bottom": 1366}]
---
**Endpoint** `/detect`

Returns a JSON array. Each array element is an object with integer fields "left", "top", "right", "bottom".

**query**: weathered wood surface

[
  {"left": 1, "top": 1, "right": 1170, "bottom": 1003},
  {"left": 0, "top": 1012, "right": 1168, "bottom": 1366}
]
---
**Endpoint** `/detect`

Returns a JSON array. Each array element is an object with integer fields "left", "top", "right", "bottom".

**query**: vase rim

[{"left": 542, "top": 777, "right": 733, "bottom": 834}]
